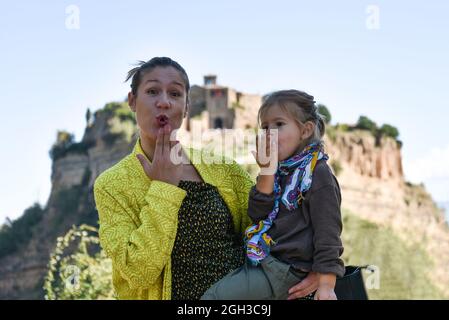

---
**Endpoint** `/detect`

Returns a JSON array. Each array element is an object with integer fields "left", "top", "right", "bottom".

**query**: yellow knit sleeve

[
  {"left": 94, "top": 179, "right": 186, "bottom": 289},
  {"left": 230, "top": 162, "right": 255, "bottom": 235}
]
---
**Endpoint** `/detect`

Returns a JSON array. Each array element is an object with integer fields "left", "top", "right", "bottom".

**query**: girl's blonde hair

[{"left": 259, "top": 90, "right": 326, "bottom": 147}]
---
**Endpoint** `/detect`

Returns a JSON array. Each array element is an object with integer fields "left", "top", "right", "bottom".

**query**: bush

[
  {"left": 336, "top": 123, "right": 350, "bottom": 132},
  {"left": 379, "top": 124, "right": 399, "bottom": 140},
  {"left": 0, "top": 203, "right": 45, "bottom": 258},
  {"left": 330, "top": 160, "right": 342, "bottom": 176},
  {"left": 44, "top": 224, "right": 114, "bottom": 300},
  {"left": 49, "top": 131, "right": 93, "bottom": 161},
  {"left": 103, "top": 102, "right": 135, "bottom": 124},
  {"left": 355, "top": 116, "right": 378, "bottom": 133},
  {"left": 342, "top": 211, "right": 447, "bottom": 299},
  {"left": 353, "top": 117, "right": 401, "bottom": 145},
  {"left": 317, "top": 104, "right": 332, "bottom": 124}
]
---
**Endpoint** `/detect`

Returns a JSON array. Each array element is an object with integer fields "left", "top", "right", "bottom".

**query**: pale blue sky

[{"left": 1, "top": 0, "right": 448, "bottom": 223}]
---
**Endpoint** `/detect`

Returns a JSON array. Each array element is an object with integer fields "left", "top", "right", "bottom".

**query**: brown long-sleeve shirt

[{"left": 248, "top": 160, "right": 345, "bottom": 277}]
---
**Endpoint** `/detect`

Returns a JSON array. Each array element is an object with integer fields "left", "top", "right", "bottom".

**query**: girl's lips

[{"left": 156, "top": 115, "right": 169, "bottom": 128}]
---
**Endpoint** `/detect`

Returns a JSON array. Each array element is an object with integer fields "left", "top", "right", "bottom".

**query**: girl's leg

[
  {"left": 201, "top": 260, "right": 274, "bottom": 300},
  {"left": 260, "top": 255, "right": 308, "bottom": 300}
]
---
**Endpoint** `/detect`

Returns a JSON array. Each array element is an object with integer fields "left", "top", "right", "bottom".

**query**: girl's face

[
  {"left": 128, "top": 66, "right": 188, "bottom": 142},
  {"left": 260, "top": 104, "right": 314, "bottom": 161}
]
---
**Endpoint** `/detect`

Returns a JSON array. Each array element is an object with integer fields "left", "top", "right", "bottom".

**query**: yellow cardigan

[{"left": 93, "top": 138, "right": 254, "bottom": 299}]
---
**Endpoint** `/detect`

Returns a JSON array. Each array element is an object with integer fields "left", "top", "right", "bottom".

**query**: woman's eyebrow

[
  {"left": 171, "top": 81, "right": 184, "bottom": 88},
  {"left": 144, "top": 79, "right": 184, "bottom": 88}
]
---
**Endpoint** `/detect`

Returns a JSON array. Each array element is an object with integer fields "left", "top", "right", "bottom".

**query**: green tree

[
  {"left": 49, "top": 131, "right": 75, "bottom": 160},
  {"left": 0, "top": 203, "right": 45, "bottom": 258},
  {"left": 317, "top": 104, "right": 332, "bottom": 124},
  {"left": 44, "top": 225, "right": 114, "bottom": 300},
  {"left": 356, "top": 115, "right": 378, "bottom": 132},
  {"left": 379, "top": 124, "right": 399, "bottom": 140}
]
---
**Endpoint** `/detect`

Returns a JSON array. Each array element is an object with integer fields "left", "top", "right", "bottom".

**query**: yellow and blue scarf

[{"left": 245, "top": 142, "right": 328, "bottom": 265}]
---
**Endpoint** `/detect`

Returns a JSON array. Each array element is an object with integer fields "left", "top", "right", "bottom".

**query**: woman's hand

[
  {"left": 136, "top": 124, "right": 183, "bottom": 186},
  {"left": 287, "top": 271, "right": 319, "bottom": 300}
]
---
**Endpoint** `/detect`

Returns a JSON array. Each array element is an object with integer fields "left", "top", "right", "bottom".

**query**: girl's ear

[
  {"left": 128, "top": 92, "right": 136, "bottom": 112},
  {"left": 302, "top": 121, "right": 315, "bottom": 140}
]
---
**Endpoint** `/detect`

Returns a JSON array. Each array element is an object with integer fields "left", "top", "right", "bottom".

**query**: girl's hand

[
  {"left": 251, "top": 129, "right": 278, "bottom": 175},
  {"left": 314, "top": 286, "right": 337, "bottom": 300},
  {"left": 136, "top": 124, "right": 183, "bottom": 186}
]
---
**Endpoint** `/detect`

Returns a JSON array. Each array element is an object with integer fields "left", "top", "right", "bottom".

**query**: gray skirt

[{"left": 201, "top": 255, "right": 308, "bottom": 300}]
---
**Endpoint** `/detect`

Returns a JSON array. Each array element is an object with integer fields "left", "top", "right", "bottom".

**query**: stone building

[{"left": 185, "top": 75, "right": 261, "bottom": 131}]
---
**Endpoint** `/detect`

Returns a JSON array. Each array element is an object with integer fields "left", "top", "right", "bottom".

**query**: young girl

[{"left": 201, "top": 90, "right": 345, "bottom": 300}]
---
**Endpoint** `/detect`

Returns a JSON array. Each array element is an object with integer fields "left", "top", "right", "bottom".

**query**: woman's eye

[
  {"left": 276, "top": 122, "right": 285, "bottom": 127},
  {"left": 147, "top": 89, "right": 158, "bottom": 95},
  {"left": 170, "top": 91, "right": 181, "bottom": 97}
]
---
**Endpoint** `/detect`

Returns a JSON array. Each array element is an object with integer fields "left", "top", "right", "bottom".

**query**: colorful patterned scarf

[{"left": 245, "top": 142, "right": 328, "bottom": 265}]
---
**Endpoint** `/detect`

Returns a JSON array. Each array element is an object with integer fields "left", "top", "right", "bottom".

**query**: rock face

[
  {"left": 0, "top": 102, "right": 447, "bottom": 299},
  {"left": 325, "top": 130, "right": 449, "bottom": 296},
  {"left": 0, "top": 104, "right": 137, "bottom": 299}
]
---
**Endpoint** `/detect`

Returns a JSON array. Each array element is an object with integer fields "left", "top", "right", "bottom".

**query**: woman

[{"left": 93, "top": 57, "right": 318, "bottom": 299}]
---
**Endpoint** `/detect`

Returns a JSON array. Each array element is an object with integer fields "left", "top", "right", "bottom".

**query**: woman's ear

[
  {"left": 184, "top": 102, "right": 190, "bottom": 118},
  {"left": 128, "top": 92, "right": 136, "bottom": 112}
]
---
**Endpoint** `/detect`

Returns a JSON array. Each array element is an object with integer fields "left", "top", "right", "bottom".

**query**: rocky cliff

[{"left": 0, "top": 102, "right": 447, "bottom": 299}]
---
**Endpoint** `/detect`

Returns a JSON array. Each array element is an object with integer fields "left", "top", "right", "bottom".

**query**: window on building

[{"left": 214, "top": 118, "right": 223, "bottom": 129}]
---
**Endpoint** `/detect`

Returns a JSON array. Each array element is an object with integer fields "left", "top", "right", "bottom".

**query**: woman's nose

[{"left": 156, "top": 92, "right": 171, "bottom": 109}]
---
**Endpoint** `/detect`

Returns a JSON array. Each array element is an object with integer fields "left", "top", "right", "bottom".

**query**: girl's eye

[
  {"left": 276, "top": 122, "right": 285, "bottom": 127},
  {"left": 170, "top": 91, "right": 181, "bottom": 97},
  {"left": 147, "top": 89, "right": 158, "bottom": 95}
]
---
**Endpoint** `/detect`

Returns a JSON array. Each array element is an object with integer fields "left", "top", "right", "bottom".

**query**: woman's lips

[{"left": 156, "top": 115, "right": 169, "bottom": 128}]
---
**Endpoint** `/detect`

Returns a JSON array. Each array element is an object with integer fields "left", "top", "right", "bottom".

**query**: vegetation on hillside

[
  {"left": 44, "top": 224, "right": 113, "bottom": 300},
  {"left": 0, "top": 204, "right": 45, "bottom": 259},
  {"left": 342, "top": 210, "right": 446, "bottom": 299}
]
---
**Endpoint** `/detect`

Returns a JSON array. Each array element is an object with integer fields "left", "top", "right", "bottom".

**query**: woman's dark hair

[{"left": 125, "top": 57, "right": 190, "bottom": 98}]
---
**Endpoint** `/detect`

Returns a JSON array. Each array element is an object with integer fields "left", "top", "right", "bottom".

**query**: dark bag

[{"left": 334, "top": 265, "right": 370, "bottom": 300}]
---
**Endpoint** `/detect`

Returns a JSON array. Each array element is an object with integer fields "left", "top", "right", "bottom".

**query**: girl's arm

[
  {"left": 247, "top": 174, "right": 276, "bottom": 224},
  {"left": 256, "top": 174, "right": 274, "bottom": 194},
  {"left": 315, "top": 273, "right": 337, "bottom": 300},
  {"left": 309, "top": 183, "right": 345, "bottom": 277},
  {"left": 308, "top": 165, "right": 345, "bottom": 300}
]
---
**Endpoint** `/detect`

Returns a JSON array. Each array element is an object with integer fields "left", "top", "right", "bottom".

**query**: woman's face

[
  {"left": 128, "top": 66, "right": 188, "bottom": 142},
  {"left": 260, "top": 104, "right": 313, "bottom": 161}
]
